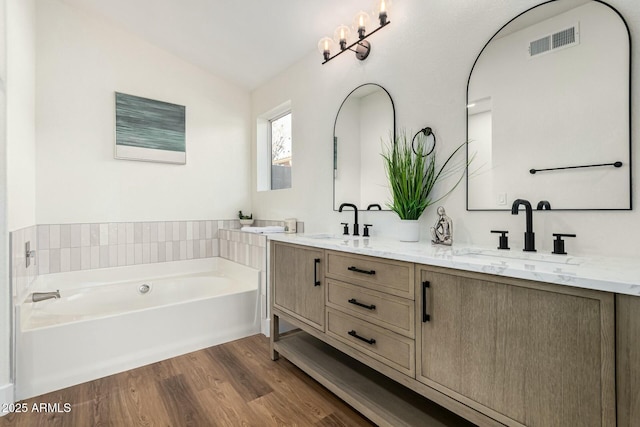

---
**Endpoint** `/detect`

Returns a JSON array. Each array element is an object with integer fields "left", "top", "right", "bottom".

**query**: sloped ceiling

[{"left": 62, "top": 0, "right": 378, "bottom": 90}]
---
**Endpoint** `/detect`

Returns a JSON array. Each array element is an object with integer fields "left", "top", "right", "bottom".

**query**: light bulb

[
  {"left": 317, "top": 37, "right": 334, "bottom": 61},
  {"left": 353, "top": 11, "right": 370, "bottom": 39},
  {"left": 373, "top": 0, "right": 391, "bottom": 25},
  {"left": 333, "top": 25, "right": 351, "bottom": 51}
]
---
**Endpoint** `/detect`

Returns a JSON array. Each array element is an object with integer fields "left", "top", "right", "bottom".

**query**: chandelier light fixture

[{"left": 317, "top": 0, "right": 391, "bottom": 64}]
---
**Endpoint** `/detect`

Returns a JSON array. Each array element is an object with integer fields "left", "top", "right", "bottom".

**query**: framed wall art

[{"left": 115, "top": 92, "right": 186, "bottom": 164}]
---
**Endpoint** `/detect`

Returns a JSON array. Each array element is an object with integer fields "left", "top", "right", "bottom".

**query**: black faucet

[
  {"left": 366, "top": 204, "right": 382, "bottom": 211},
  {"left": 511, "top": 199, "right": 536, "bottom": 252},
  {"left": 537, "top": 200, "right": 551, "bottom": 210},
  {"left": 339, "top": 203, "right": 359, "bottom": 236}
]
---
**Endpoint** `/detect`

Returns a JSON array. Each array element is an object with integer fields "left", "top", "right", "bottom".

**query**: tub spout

[{"left": 32, "top": 290, "right": 60, "bottom": 302}]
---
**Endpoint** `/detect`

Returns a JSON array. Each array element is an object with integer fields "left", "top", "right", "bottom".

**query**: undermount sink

[
  {"left": 455, "top": 248, "right": 580, "bottom": 265},
  {"left": 305, "top": 233, "right": 357, "bottom": 240}
]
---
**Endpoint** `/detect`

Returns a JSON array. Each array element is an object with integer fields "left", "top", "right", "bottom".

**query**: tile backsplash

[{"left": 35, "top": 220, "right": 231, "bottom": 274}]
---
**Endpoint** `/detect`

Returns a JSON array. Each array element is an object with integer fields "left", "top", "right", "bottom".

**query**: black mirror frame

[
  {"left": 332, "top": 83, "right": 396, "bottom": 211},
  {"left": 465, "top": 0, "right": 632, "bottom": 211}
]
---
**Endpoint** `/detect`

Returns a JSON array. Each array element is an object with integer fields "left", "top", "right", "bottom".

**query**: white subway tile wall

[
  {"left": 34, "top": 220, "right": 224, "bottom": 275},
  {"left": 218, "top": 228, "right": 267, "bottom": 271}
]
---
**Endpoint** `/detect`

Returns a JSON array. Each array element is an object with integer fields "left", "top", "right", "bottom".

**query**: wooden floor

[{"left": 1, "top": 334, "right": 374, "bottom": 427}]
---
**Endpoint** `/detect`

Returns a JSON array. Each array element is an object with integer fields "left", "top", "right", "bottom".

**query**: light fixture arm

[
  {"left": 322, "top": 21, "right": 390, "bottom": 64},
  {"left": 346, "top": 41, "right": 368, "bottom": 53}
]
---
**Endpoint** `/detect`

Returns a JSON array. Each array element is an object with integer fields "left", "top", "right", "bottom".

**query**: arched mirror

[
  {"left": 467, "top": 0, "right": 631, "bottom": 210},
  {"left": 333, "top": 83, "right": 395, "bottom": 211}
]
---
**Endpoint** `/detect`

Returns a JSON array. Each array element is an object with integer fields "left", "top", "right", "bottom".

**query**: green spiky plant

[{"left": 382, "top": 130, "right": 468, "bottom": 220}]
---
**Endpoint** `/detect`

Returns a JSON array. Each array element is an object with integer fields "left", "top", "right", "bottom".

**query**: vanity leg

[{"left": 270, "top": 313, "right": 280, "bottom": 361}]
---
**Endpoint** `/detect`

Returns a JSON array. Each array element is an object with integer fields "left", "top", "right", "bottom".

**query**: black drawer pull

[
  {"left": 314, "top": 258, "right": 321, "bottom": 286},
  {"left": 422, "top": 280, "right": 431, "bottom": 322},
  {"left": 348, "top": 298, "right": 376, "bottom": 310},
  {"left": 347, "top": 266, "right": 376, "bottom": 275},
  {"left": 348, "top": 330, "right": 376, "bottom": 345}
]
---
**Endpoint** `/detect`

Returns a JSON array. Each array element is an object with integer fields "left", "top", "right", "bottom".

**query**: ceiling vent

[{"left": 529, "top": 24, "right": 579, "bottom": 57}]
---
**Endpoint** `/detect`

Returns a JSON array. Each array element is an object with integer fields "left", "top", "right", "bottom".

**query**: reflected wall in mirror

[
  {"left": 333, "top": 83, "right": 395, "bottom": 210},
  {"left": 467, "top": 0, "right": 631, "bottom": 210}
]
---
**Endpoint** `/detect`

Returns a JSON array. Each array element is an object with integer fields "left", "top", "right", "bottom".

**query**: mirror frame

[
  {"left": 465, "top": 0, "right": 632, "bottom": 211},
  {"left": 332, "top": 83, "right": 396, "bottom": 211}
]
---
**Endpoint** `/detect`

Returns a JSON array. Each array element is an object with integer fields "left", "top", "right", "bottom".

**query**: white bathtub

[{"left": 15, "top": 258, "right": 260, "bottom": 400}]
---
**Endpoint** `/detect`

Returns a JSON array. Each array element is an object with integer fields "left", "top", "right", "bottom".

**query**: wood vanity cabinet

[
  {"left": 271, "top": 241, "right": 325, "bottom": 331},
  {"left": 270, "top": 241, "right": 621, "bottom": 427},
  {"left": 416, "top": 264, "right": 616, "bottom": 427}
]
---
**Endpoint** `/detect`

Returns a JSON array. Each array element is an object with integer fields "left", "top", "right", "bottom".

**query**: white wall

[
  {"left": 35, "top": 0, "right": 251, "bottom": 224},
  {"left": 6, "top": 0, "right": 35, "bottom": 231},
  {"left": 0, "top": 0, "right": 9, "bottom": 409},
  {"left": 252, "top": 0, "right": 640, "bottom": 258},
  {"left": 2, "top": 0, "right": 36, "bottom": 408}
]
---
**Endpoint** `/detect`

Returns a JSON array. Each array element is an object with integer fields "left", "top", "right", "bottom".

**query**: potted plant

[
  {"left": 382, "top": 129, "right": 467, "bottom": 242},
  {"left": 238, "top": 210, "right": 254, "bottom": 226}
]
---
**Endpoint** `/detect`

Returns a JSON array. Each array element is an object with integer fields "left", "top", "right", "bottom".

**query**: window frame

[{"left": 268, "top": 110, "right": 292, "bottom": 190}]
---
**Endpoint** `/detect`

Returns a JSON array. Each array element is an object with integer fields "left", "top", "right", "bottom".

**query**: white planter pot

[
  {"left": 397, "top": 219, "right": 420, "bottom": 242},
  {"left": 239, "top": 219, "right": 254, "bottom": 226}
]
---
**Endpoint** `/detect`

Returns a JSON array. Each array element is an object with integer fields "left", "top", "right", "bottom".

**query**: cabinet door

[
  {"left": 617, "top": 294, "right": 640, "bottom": 427},
  {"left": 272, "top": 242, "right": 325, "bottom": 331},
  {"left": 416, "top": 265, "right": 615, "bottom": 427}
]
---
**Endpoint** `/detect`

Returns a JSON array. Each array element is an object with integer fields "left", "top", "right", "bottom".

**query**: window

[{"left": 269, "top": 112, "right": 292, "bottom": 190}]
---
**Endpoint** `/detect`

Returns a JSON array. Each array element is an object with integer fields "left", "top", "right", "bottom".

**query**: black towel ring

[{"left": 411, "top": 127, "right": 436, "bottom": 157}]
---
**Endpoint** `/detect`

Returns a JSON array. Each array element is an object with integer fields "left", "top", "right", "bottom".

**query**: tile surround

[
  {"left": 35, "top": 220, "right": 227, "bottom": 275},
  {"left": 11, "top": 218, "right": 303, "bottom": 303}
]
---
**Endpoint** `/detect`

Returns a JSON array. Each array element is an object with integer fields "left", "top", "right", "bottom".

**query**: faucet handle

[
  {"left": 363, "top": 224, "right": 373, "bottom": 237},
  {"left": 341, "top": 223, "right": 349, "bottom": 235},
  {"left": 552, "top": 233, "right": 576, "bottom": 255},
  {"left": 490, "top": 230, "right": 510, "bottom": 250}
]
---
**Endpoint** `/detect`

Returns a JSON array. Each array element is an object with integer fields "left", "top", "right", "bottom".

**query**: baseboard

[
  {"left": 261, "top": 317, "right": 299, "bottom": 337},
  {"left": 261, "top": 317, "right": 270, "bottom": 337},
  {"left": 0, "top": 383, "right": 15, "bottom": 417}
]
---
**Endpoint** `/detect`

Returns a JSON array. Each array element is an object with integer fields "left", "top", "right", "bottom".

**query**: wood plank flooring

[{"left": 1, "top": 334, "right": 374, "bottom": 427}]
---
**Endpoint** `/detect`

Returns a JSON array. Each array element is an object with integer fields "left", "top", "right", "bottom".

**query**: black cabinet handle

[
  {"left": 348, "top": 330, "right": 376, "bottom": 345},
  {"left": 314, "top": 258, "right": 321, "bottom": 286},
  {"left": 422, "top": 281, "right": 430, "bottom": 322},
  {"left": 348, "top": 298, "right": 376, "bottom": 310},
  {"left": 347, "top": 266, "right": 376, "bottom": 275}
]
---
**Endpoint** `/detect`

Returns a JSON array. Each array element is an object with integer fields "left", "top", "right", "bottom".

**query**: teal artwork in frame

[{"left": 115, "top": 92, "right": 186, "bottom": 164}]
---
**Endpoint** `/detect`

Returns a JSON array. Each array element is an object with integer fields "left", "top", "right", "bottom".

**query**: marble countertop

[{"left": 267, "top": 233, "right": 640, "bottom": 297}]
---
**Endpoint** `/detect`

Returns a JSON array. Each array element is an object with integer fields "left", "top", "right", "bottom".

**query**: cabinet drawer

[
  {"left": 327, "top": 279, "right": 414, "bottom": 338},
  {"left": 326, "top": 251, "right": 413, "bottom": 299},
  {"left": 327, "top": 308, "right": 415, "bottom": 377}
]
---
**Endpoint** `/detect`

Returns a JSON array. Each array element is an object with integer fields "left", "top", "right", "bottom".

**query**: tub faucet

[
  {"left": 339, "top": 203, "right": 359, "bottom": 236},
  {"left": 511, "top": 199, "right": 536, "bottom": 252},
  {"left": 32, "top": 290, "right": 60, "bottom": 302}
]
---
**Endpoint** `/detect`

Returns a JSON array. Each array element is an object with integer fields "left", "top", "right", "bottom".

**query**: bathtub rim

[
  {"left": 21, "top": 257, "right": 258, "bottom": 300},
  {"left": 18, "top": 257, "right": 260, "bottom": 332}
]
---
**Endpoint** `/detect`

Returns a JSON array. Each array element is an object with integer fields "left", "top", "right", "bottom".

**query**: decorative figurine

[{"left": 430, "top": 206, "right": 453, "bottom": 245}]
